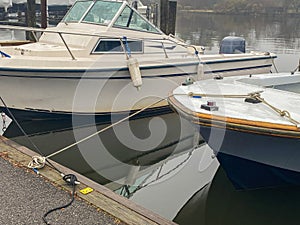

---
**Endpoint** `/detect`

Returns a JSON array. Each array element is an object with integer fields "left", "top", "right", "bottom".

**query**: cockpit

[{"left": 63, "top": 0, "right": 161, "bottom": 34}]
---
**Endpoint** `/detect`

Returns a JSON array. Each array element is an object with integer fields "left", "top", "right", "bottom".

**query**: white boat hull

[{"left": 0, "top": 53, "right": 275, "bottom": 122}]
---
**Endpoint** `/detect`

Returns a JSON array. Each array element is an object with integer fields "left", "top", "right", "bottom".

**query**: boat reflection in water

[
  {"left": 113, "top": 143, "right": 219, "bottom": 220},
  {"left": 4, "top": 113, "right": 191, "bottom": 182},
  {"left": 175, "top": 167, "right": 300, "bottom": 225},
  {"left": 3, "top": 112, "right": 218, "bottom": 220}
]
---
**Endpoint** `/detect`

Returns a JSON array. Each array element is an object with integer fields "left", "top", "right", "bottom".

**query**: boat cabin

[{"left": 12, "top": 0, "right": 187, "bottom": 60}]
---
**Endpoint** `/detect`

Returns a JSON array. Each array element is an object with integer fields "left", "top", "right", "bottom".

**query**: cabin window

[
  {"left": 93, "top": 39, "right": 143, "bottom": 53},
  {"left": 63, "top": 0, "right": 93, "bottom": 22},
  {"left": 82, "top": 1, "right": 122, "bottom": 25},
  {"left": 113, "top": 6, "right": 160, "bottom": 33}
]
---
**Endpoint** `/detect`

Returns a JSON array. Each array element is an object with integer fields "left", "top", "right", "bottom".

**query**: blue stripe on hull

[
  {"left": 204, "top": 64, "right": 272, "bottom": 74},
  {"left": 0, "top": 62, "right": 199, "bottom": 73},
  {"left": 217, "top": 152, "right": 300, "bottom": 190},
  {"left": 0, "top": 72, "right": 196, "bottom": 79},
  {"left": 0, "top": 64, "right": 271, "bottom": 79},
  {"left": 201, "top": 55, "right": 276, "bottom": 65}
]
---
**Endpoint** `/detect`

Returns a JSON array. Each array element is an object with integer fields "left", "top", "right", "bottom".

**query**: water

[
  {"left": 0, "top": 29, "right": 25, "bottom": 40},
  {"left": 175, "top": 168, "right": 300, "bottom": 225},
  {"left": 176, "top": 12, "right": 300, "bottom": 72},
  {"left": 1, "top": 12, "right": 300, "bottom": 225},
  {"left": 173, "top": 12, "right": 300, "bottom": 225}
]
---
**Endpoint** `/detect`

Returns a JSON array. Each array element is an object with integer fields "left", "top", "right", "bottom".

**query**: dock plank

[{"left": 0, "top": 135, "right": 177, "bottom": 225}]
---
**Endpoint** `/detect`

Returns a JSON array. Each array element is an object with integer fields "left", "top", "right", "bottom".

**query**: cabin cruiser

[{"left": 0, "top": 0, "right": 276, "bottom": 124}]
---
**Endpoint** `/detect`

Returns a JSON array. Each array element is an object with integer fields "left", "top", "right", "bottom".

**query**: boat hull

[
  {"left": 0, "top": 63, "right": 197, "bottom": 120},
  {"left": 198, "top": 124, "right": 300, "bottom": 189},
  {"left": 0, "top": 105, "right": 173, "bottom": 125},
  {"left": 0, "top": 54, "right": 275, "bottom": 122},
  {"left": 199, "top": 54, "right": 274, "bottom": 78}
]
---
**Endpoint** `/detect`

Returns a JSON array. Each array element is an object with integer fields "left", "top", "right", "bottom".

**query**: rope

[
  {"left": 254, "top": 95, "right": 300, "bottom": 128},
  {"left": 166, "top": 35, "right": 201, "bottom": 62},
  {"left": 291, "top": 59, "right": 300, "bottom": 74},
  {"left": 0, "top": 96, "right": 65, "bottom": 173},
  {"left": 0, "top": 97, "right": 41, "bottom": 154},
  {"left": 28, "top": 97, "right": 169, "bottom": 169},
  {"left": 177, "top": 91, "right": 300, "bottom": 129},
  {"left": 0, "top": 96, "right": 81, "bottom": 224},
  {"left": 271, "top": 57, "right": 279, "bottom": 73},
  {"left": 187, "top": 90, "right": 263, "bottom": 99}
]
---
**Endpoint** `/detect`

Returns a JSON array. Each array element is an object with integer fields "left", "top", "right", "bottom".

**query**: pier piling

[
  {"left": 159, "top": 0, "right": 177, "bottom": 35},
  {"left": 25, "top": 0, "right": 36, "bottom": 41}
]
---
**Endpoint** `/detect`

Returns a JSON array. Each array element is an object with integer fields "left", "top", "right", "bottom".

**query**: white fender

[
  {"left": 128, "top": 57, "right": 142, "bottom": 90},
  {"left": 197, "top": 63, "right": 205, "bottom": 80}
]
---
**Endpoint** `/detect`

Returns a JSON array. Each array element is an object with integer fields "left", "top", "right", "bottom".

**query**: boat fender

[
  {"left": 125, "top": 165, "right": 141, "bottom": 186},
  {"left": 123, "top": 36, "right": 142, "bottom": 90},
  {"left": 197, "top": 63, "right": 205, "bottom": 80},
  {"left": 128, "top": 57, "right": 142, "bottom": 90}
]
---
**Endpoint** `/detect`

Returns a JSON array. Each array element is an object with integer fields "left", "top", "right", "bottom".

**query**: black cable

[
  {"left": 42, "top": 174, "right": 78, "bottom": 225},
  {"left": 0, "top": 97, "right": 80, "bottom": 224}
]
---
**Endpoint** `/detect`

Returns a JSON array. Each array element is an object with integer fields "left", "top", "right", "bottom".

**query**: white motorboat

[
  {"left": 168, "top": 72, "right": 300, "bottom": 189},
  {"left": 0, "top": 0, "right": 276, "bottom": 124}
]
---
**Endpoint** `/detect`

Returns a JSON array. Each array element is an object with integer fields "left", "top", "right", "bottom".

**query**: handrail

[
  {"left": 0, "top": 24, "right": 198, "bottom": 61},
  {"left": 58, "top": 33, "right": 76, "bottom": 60},
  {"left": 0, "top": 24, "right": 173, "bottom": 42}
]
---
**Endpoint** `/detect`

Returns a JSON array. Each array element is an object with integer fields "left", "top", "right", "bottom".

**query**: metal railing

[{"left": 0, "top": 24, "right": 195, "bottom": 61}]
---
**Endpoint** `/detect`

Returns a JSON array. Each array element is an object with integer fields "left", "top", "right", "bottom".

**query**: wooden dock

[{"left": 0, "top": 135, "right": 177, "bottom": 225}]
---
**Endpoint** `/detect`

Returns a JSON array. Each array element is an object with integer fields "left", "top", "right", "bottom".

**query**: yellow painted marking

[{"left": 80, "top": 187, "right": 94, "bottom": 195}]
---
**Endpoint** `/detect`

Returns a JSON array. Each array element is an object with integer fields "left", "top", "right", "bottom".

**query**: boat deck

[{"left": 0, "top": 135, "right": 176, "bottom": 225}]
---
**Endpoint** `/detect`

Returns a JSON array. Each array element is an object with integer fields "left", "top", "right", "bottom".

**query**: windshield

[
  {"left": 82, "top": 1, "right": 123, "bottom": 25},
  {"left": 63, "top": 0, "right": 93, "bottom": 22},
  {"left": 62, "top": 0, "right": 160, "bottom": 33},
  {"left": 114, "top": 5, "right": 160, "bottom": 33}
]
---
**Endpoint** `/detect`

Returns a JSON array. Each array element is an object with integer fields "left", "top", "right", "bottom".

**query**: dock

[{"left": 0, "top": 135, "right": 177, "bottom": 225}]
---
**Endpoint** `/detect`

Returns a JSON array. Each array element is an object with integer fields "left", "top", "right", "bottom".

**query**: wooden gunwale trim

[
  {"left": 193, "top": 120, "right": 300, "bottom": 139},
  {"left": 168, "top": 95, "right": 300, "bottom": 138}
]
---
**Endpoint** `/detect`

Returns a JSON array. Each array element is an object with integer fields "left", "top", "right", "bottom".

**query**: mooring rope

[
  {"left": 176, "top": 90, "right": 300, "bottom": 129},
  {"left": 271, "top": 57, "right": 279, "bottom": 73},
  {"left": 28, "top": 96, "right": 169, "bottom": 169},
  {"left": 187, "top": 90, "right": 263, "bottom": 99},
  {"left": 254, "top": 94, "right": 300, "bottom": 128}
]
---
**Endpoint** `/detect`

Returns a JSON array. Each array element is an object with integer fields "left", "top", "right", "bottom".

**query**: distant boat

[
  {"left": 168, "top": 72, "right": 300, "bottom": 189},
  {"left": 0, "top": 0, "right": 276, "bottom": 124}
]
